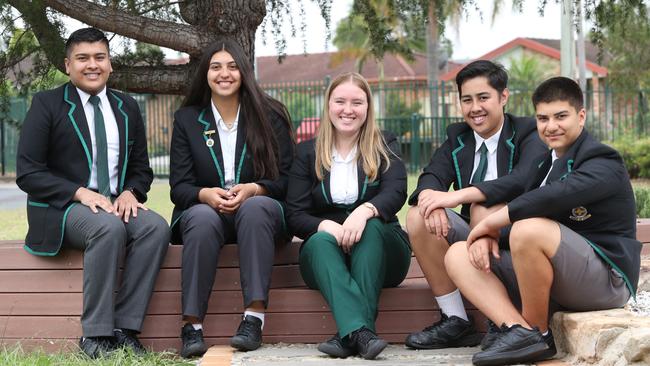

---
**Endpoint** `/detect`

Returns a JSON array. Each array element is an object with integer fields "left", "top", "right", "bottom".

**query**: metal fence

[{"left": 1, "top": 80, "right": 649, "bottom": 177}]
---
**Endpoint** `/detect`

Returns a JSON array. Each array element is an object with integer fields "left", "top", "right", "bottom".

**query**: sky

[{"left": 254, "top": 0, "right": 579, "bottom": 60}]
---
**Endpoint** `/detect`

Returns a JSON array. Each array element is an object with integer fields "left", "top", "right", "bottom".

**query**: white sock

[
  {"left": 542, "top": 330, "right": 549, "bottom": 336},
  {"left": 244, "top": 310, "right": 265, "bottom": 329},
  {"left": 191, "top": 323, "right": 203, "bottom": 331},
  {"left": 435, "top": 289, "right": 469, "bottom": 321}
]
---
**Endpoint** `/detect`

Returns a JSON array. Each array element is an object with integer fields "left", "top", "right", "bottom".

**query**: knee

[
  {"left": 444, "top": 241, "right": 469, "bottom": 278},
  {"left": 183, "top": 204, "right": 219, "bottom": 228},
  {"left": 406, "top": 206, "right": 426, "bottom": 237},
  {"left": 237, "top": 196, "right": 278, "bottom": 222},
  {"left": 100, "top": 215, "right": 127, "bottom": 241},
  {"left": 510, "top": 218, "right": 553, "bottom": 254},
  {"left": 301, "top": 232, "right": 338, "bottom": 260}
]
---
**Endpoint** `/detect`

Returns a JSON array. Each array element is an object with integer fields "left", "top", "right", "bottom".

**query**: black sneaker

[
  {"left": 79, "top": 336, "right": 116, "bottom": 359},
  {"left": 180, "top": 323, "right": 208, "bottom": 358},
  {"left": 231, "top": 315, "right": 263, "bottom": 351},
  {"left": 405, "top": 314, "right": 483, "bottom": 349},
  {"left": 350, "top": 327, "right": 388, "bottom": 360},
  {"left": 479, "top": 320, "right": 507, "bottom": 350},
  {"left": 472, "top": 324, "right": 555, "bottom": 366},
  {"left": 114, "top": 329, "right": 146, "bottom": 355},
  {"left": 317, "top": 334, "right": 356, "bottom": 358}
]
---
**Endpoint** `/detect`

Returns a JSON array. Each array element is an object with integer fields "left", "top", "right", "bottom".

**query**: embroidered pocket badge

[{"left": 569, "top": 206, "right": 591, "bottom": 221}]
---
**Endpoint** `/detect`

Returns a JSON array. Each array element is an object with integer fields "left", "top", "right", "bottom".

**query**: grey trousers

[
  {"left": 64, "top": 203, "right": 170, "bottom": 337},
  {"left": 180, "top": 196, "right": 284, "bottom": 321}
]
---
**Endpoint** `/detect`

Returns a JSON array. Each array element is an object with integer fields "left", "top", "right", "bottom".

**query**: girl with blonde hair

[{"left": 286, "top": 72, "right": 411, "bottom": 360}]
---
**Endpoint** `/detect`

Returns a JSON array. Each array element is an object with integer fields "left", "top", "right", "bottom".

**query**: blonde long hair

[{"left": 315, "top": 72, "right": 391, "bottom": 181}]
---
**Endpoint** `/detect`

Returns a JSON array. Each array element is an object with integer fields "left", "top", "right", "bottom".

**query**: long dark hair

[{"left": 182, "top": 39, "right": 292, "bottom": 180}]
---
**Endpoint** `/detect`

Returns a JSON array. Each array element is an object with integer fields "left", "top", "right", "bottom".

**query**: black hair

[
  {"left": 65, "top": 28, "right": 110, "bottom": 57},
  {"left": 182, "top": 39, "right": 292, "bottom": 180},
  {"left": 456, "top": 60, "right": 508, "bottom": 95},
  {"left": 532, "top": 76, "right": 584, "bottom": 111}
]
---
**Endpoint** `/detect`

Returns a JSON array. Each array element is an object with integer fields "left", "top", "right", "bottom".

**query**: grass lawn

[{"left": 0, "top": 346, "right": 193, "bottom": 365}]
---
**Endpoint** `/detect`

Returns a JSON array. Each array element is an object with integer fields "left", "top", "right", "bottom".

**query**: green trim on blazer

[
  {"left": 451, "top": 133, "right": 468, "bottom": 189},
  {"left": 505, "top": 122, "right": 516, "bottom": 174},
  {"left": 320, "top": 180, "right": 331, "bottom": 205},
  {"left": 27, "top": 200, "right": 49, "bottom": 208},
  {"left": 560, "top": 159, "right": 574, "bottom": 181},
  {"left": 197, "top": 109, "right": 225, "bottom": 187},
  {"left": 63, "top": 84, "right": 92, "bottom": 185},
  {"left": 235, "top": 143, "right": 247, "bottom": 185},
  {"left": 23, "top": 202, "right": 77, "bottom": 257},
  {"left": 110, "top": 92, "right": 129, "bottom": 192}
]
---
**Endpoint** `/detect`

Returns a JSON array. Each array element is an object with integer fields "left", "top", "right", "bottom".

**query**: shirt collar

[
  {"left": 473, "top": 122, "right": 503, "bottom": 154},
  {"left": 211, "top": 100, "right": 240, "bottom": 131},
  {"left": 332, "top": 145, "right": 358, "bottom": 164},
  {"left": 550, "top": 149, "right": 559, "bottom": 164},
  {"left": 77, "top": 86, "right": 108, "bottom": 106}
]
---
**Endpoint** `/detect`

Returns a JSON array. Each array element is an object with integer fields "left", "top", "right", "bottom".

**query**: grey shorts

[
  {"left": 444, "top": 208, "right": 471, "bottom": 244},
  {"left": 490, "top": 222, "right": 631, "bottom": 312}
]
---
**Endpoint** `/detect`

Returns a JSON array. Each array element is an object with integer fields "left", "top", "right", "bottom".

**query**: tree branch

[
  {"left": 7, "top": 0, "right": 66, "bottom": 72},
  {"left": 43, "top": 0, "right": 206, "bottom": 57},
  {"left": 108, "top": 63, "right": 195, "bottom": 95}
]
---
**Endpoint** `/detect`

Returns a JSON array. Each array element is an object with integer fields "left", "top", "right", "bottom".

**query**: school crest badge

[{"left": 570, "top": 206, "right": 591, "bottom": 221}]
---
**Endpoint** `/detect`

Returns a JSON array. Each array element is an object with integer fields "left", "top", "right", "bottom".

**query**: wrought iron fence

[{"left": 1, "top": 79, "right": 649, "bottom": 177}]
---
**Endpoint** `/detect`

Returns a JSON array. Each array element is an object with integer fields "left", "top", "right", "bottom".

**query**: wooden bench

[{"left": 1, "top": 219, "right": 649, "bottom": 352}]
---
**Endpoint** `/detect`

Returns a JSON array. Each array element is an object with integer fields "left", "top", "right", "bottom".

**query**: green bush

[
  {"left": 635, "top": 186, "right": 650, "bottom": 218},
  {"left": 608, "top": 137, "right": 650, "bottom": 179}
]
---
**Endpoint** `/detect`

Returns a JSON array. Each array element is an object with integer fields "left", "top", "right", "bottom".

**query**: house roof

[
  {"left": 255, "top": 52, "right": 461, "bottom": 85},
  {"left": 439, "top": 37, "right": 608, "bottom": 82}
]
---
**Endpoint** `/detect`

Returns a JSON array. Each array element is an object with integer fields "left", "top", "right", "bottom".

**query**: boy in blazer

[
  {"left": 440, "top": 77, "right": 640, "bottom": 365},
  {"left": 16, "top": 28, "right": 169, "bottom": 358},
  {"left": 405, "top": 60, "right": 547, "bottom": 349}
]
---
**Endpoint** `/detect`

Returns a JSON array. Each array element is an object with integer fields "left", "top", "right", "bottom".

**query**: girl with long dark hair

[{"left": 169, "top": 39, "right": 294, "bottom": 358}]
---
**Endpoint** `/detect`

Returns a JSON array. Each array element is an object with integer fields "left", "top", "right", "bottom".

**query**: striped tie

[
  {"left": 89, "top": 95, "right": 110, "bottom": 197},
  {"left": 471, "top": 142, "right": 488, "bottom": 184}
]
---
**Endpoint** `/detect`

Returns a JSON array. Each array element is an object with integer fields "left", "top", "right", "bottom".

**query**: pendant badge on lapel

[{"left": 204, "top": 129, "right": 216, "bottom": 147}]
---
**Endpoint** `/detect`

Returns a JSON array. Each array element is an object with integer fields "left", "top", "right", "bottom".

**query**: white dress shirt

[
  {"left": 471, "top": 124, "right": 503, "bottom": 183},
  {"left": 330, "top": 145, "right": 359, "bottom": 205},
  {"left": 77, "top": 87, "right": 120, "bottom": 195},
  {"left": 211, "top": 101, "right": 240, "bottom": 189},
  {"left": 539, "top": 150, "right": 560, "bottom": 187}
]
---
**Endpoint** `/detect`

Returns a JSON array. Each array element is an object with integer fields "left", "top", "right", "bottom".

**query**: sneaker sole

[
  {"left": 180, "top": 343, "right": 208, "bottom": 358},
  {"left": 231, "top": 338, "right": 262, "bottom": 352},
  {"left": 317, "top": 343, "right": 355, "bottom": 358},
  {"left": 360, "top": 339, "right": 388, "bottom": 360},
  {"left": 472, "top": 342, "right": 550, "bottom": 366},
  {"left": 405, "top": 332, "right": 483, "bottom": 350}
]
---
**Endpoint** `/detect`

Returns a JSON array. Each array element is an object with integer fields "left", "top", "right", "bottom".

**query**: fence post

[
  {"left": 0, "top": 118, "right": 4, "bottom": 176},
  {"left": 410, "top": 113, "right": 420, "bottom": 174}
]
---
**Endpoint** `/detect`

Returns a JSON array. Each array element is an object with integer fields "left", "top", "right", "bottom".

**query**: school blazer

[
  {"left": 16, "top": 82, "right": 153, "bottom": 255},
  {"left": 408, "top": 113, "right": 547, "bottom": 218},
  {"left": 169, "top": 104, "right": 294, "bottom": 243},
  {"left": 475, "top": 130, "right": 642, "bottom": 296},
  {"left": 286, "top": 132, "right": 407, "bottom": 242}
]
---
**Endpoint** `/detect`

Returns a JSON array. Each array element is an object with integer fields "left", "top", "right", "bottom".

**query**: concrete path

[{"left": 0, "top": 182, "right": 25, "bottom": 210}]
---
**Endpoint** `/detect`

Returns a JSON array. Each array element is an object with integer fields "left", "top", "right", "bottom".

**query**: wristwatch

[{"left": 362, "top": 202, "right": 378, "bottom": 217}]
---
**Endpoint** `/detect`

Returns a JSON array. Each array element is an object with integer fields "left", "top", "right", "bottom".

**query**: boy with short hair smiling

[{"left": 439, "top": 77, "right": 641, "bottom": 365}]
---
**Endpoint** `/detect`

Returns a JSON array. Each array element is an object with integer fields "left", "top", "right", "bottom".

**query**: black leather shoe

[
  {"left": 317, "top": 334, "right": 356, "bottom": 358},
  {"left": 180, "top": 323, "right": 208, "bottom": 358},
  {"left": 480, "top": 320, "right": 507, "bottom": 350},
  {"left": 472, "top": 324, "right": 555, "bottom": 366},
  {"left": 114, "top": 329, "right": 146, "bottom": 355},
  {"left": 231, "top": 315, "right": 263, "bottom": 351},
  {"left": 350, "top": 327, "right": 388, "bottom": 360},
  {"left": 79, "top": 336, "right": 116, "bottom": 359},
  {"left": 405, "top": 314, "right": 483, "bottom": 349}
]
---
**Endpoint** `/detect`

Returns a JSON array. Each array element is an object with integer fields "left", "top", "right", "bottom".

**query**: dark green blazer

[{"left": 16, "top": 82, "right": 153, "bottom": 255}]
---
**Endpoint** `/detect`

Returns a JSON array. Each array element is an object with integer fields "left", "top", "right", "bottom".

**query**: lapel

[
  {"left": 233, "top": 110, "right": 248, "bottom": 184},
  {"left": 63, "top": 83, "right": 93, "bottom": 185},
  {"left": 107, "top": 90, "right": 128, "bottom": 192},
  {"left": 356, "top": 159, "right": 368, "bottom": 203},
  {"left": 451, "top": 131, "right": 476, "bottom": 189},
  {"left": 321, "top": 170, "right": 333, "bottom": 205},
  {"left": 547, "top": 130, "right": 586, "bottom": 183},
  {"left": 197, "top": 107, "right": 226, "bottom": 187},
  {"left": 496, "top": 116, "right": 516, "bottom": 176}
]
